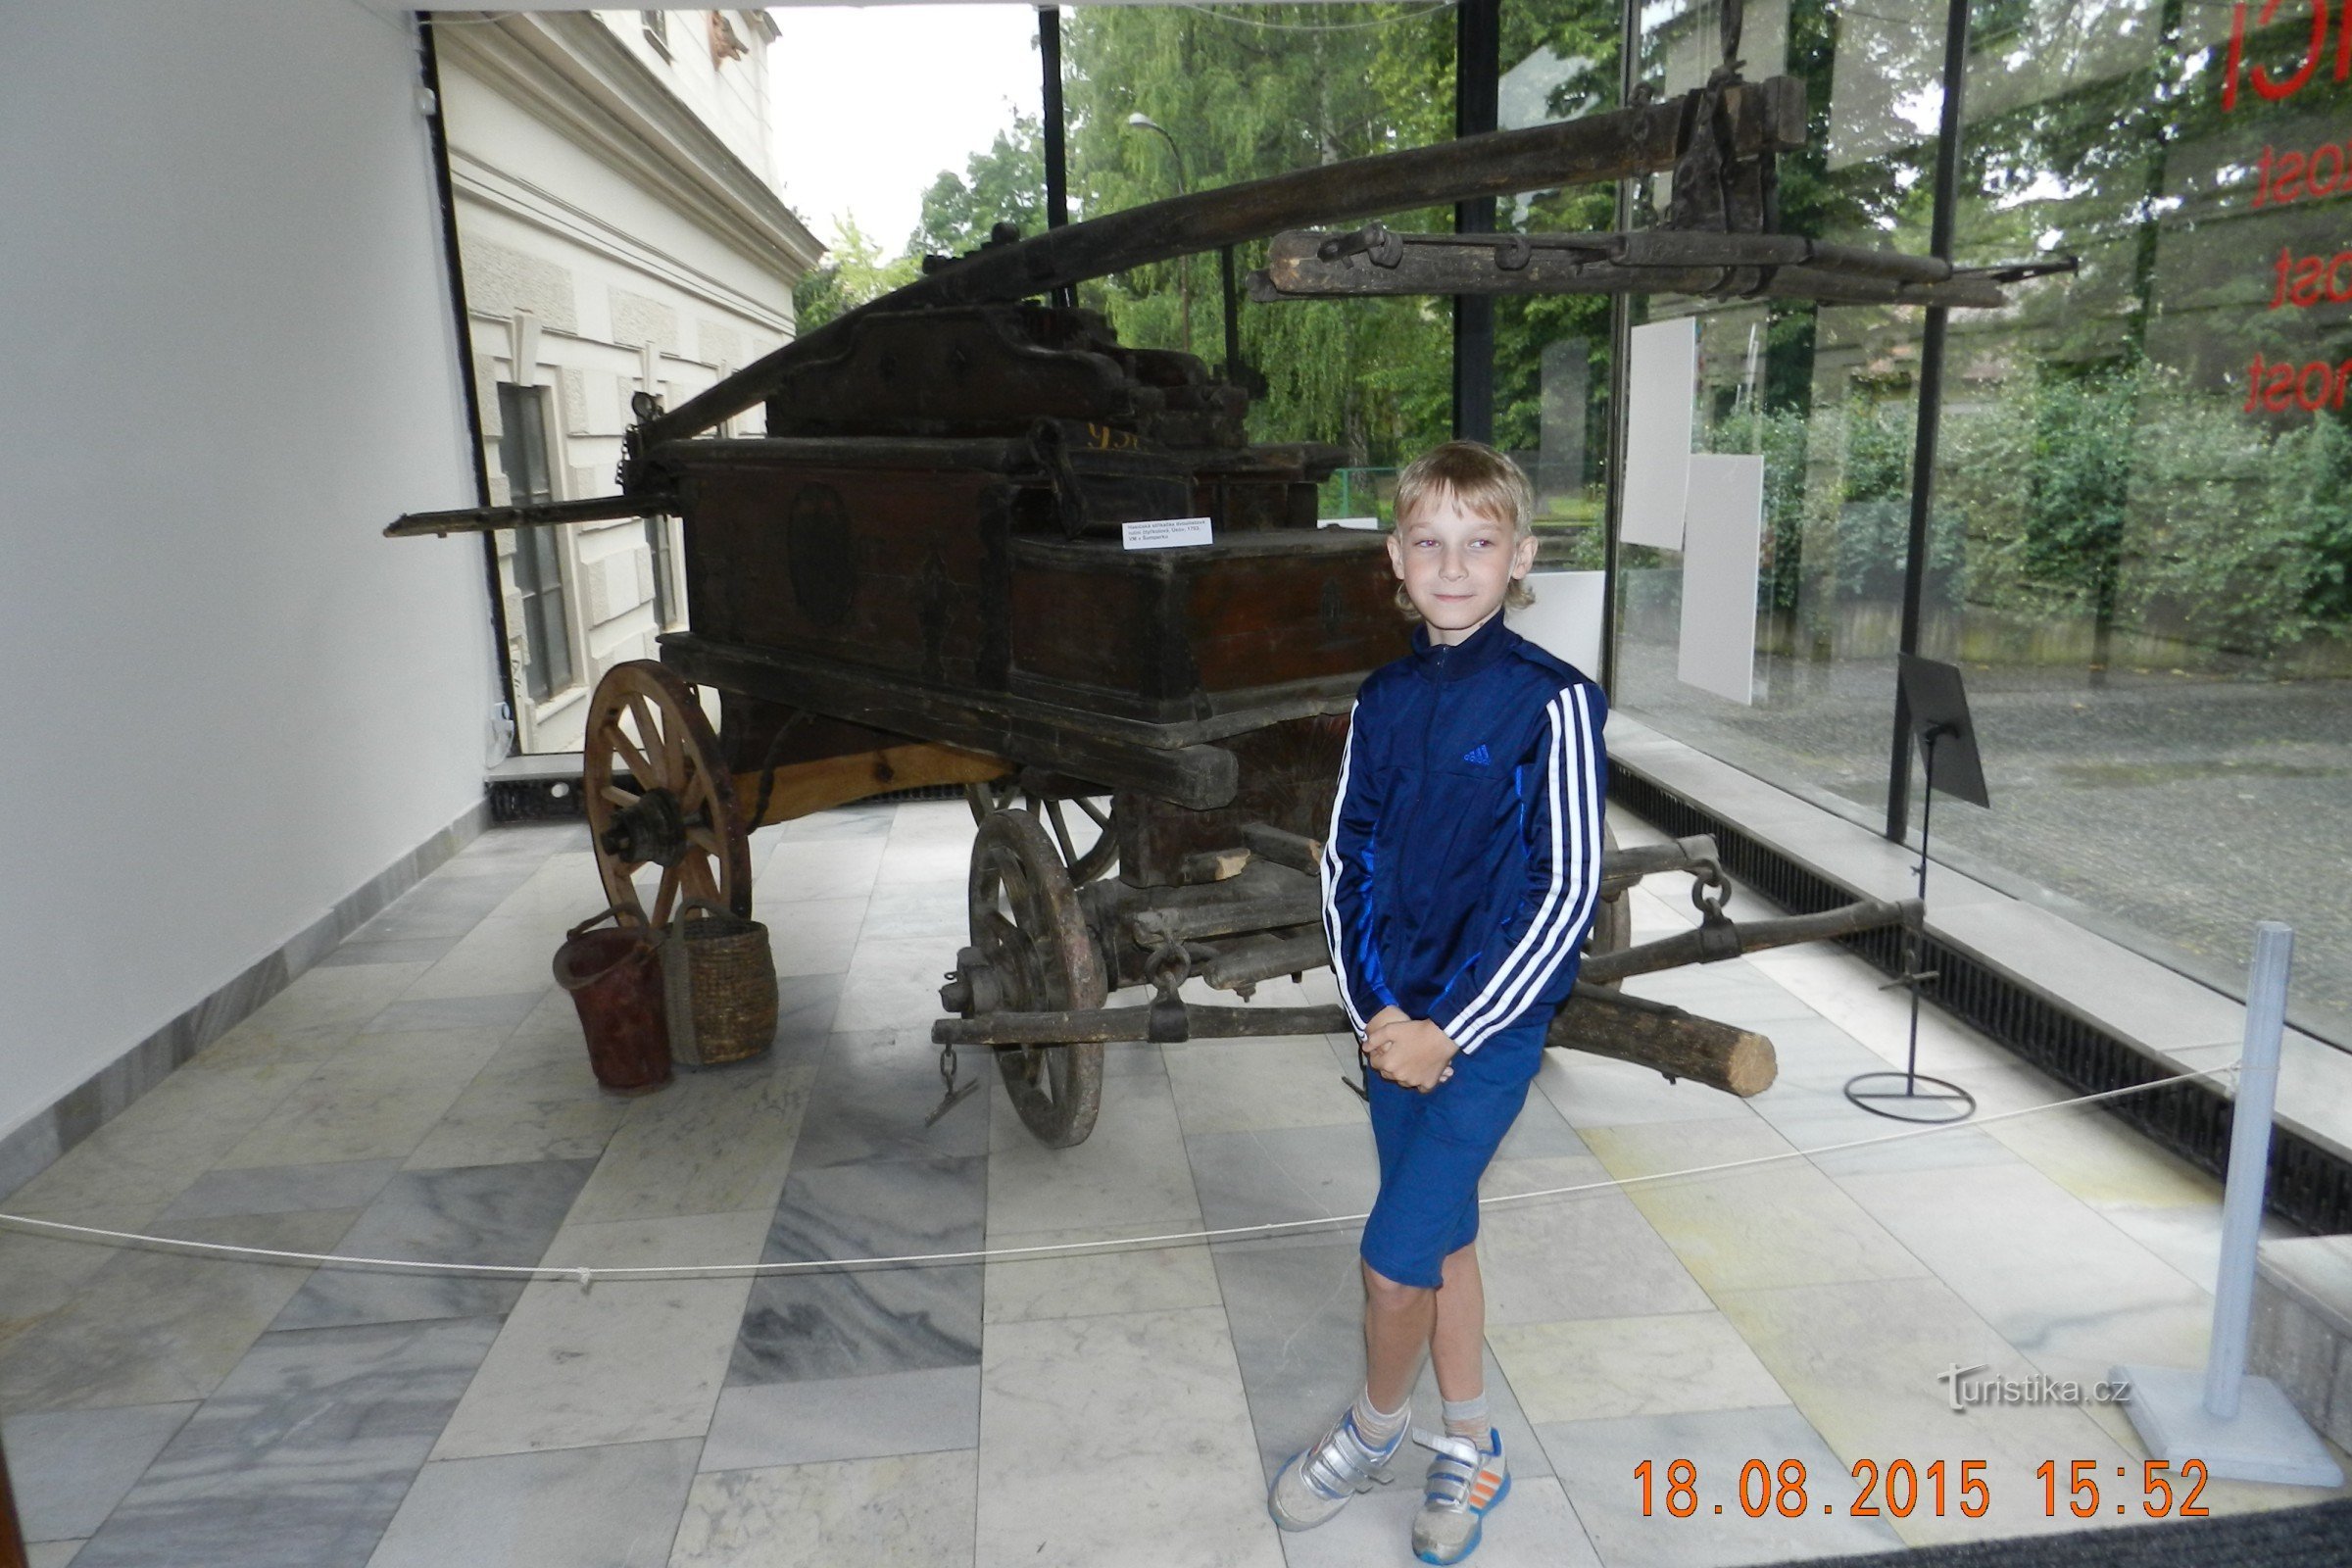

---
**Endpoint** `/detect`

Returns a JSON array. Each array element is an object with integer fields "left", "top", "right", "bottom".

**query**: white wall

[{"left": 0, "top": 2, "right": 494, "bottom": 1137}]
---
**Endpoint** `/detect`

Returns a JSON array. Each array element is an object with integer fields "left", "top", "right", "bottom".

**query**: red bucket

[{"left": 554, "top": 908, "right": 671, "bottom": 1094}]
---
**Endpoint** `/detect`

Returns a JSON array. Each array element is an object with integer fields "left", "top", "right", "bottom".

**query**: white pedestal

[{"left": 2111, "top": 1362, "right": 2346, "bottom": 1489}]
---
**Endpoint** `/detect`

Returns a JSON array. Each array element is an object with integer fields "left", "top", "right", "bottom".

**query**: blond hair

[{"left": 1391, "top": 440, "right": 1537, "bottom": 617}]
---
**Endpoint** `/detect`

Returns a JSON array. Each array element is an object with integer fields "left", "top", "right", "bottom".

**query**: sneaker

[
  {"left": 1411, "top": 1427, "right": 1510, "bottom": 1564},
  {"left": 1267, "top": 1407, "right": 1404, "bottom": 1532}
]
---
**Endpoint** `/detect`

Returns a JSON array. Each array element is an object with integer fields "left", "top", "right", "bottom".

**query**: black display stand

[{"left": 1844, "top": 656, "right": 1988, "bottom": 1125}]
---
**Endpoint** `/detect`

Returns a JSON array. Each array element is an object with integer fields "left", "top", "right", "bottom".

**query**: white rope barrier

[{"left": 0, "top": 1060, "right": 2239, "bottom": 1290}]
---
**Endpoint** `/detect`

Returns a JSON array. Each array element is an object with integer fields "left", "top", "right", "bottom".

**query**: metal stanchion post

[{"left": 2112, "top": 922, "right": 2344, "bottom": 1486}]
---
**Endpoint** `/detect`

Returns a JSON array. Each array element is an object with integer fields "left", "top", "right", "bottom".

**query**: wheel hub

[{"left": 598, "top": 787, "right": 690, "bottom": 867}]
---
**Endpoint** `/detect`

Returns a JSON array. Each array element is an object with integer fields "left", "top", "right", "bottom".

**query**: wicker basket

[{"left": 662, "top": 901, "right": 778, "bottom": 1067}]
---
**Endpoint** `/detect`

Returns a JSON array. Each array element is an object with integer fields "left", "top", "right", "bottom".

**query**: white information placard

[
  {"left": 1122, "top": 517, "right": 1213, "bottom": 550},
  {"left": 1622, "top": 318, "right": 1697, "bottom": 551},
  {"left": 1676, "top": 452, "right": 1765, "bottom": 706},
  {"left": 1508, "top": 569, "right": 1607, "bottom": 678}
]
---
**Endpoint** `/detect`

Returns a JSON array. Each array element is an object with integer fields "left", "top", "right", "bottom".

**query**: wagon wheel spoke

[
  {"left": 651, "top": 862, "right": 682, "bottom": 926},
  {"left": 610, "top": 730, "right": 657, "bottom": 788},
  {"left": 602, "top": 784, "right": 640, "bottom": 808},
  {"left": 1044, "top": 799, "right": 1081, "bottom": 870},
  {"left": 1071, "top": 794, "right": 1111, "bottom": 829}
]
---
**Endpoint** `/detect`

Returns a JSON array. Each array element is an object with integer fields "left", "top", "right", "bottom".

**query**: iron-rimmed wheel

[
  {"left": 583, "top": 661, "right": 751, "bottom": 927},
  {"left": 968, "top": 808, "right": 1106, "bottom": 1148}
]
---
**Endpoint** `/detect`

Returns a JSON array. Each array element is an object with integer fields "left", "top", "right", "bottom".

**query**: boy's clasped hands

[{"left": 1362, "top": 1005, "right": 1458, "bottom": 1092}]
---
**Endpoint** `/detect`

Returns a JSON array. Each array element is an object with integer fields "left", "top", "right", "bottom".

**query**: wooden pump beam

[{"left": 639, "top": 77, "right": 1806, "bottom": 450}]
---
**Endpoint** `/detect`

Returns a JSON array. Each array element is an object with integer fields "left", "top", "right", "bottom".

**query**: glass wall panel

[
  {"left": 1060, "top": 4, "right": 1458, "bottom": 484},
  {"left": 1498, "top": 0, "right": 1624, "bottom": 570},
  {"left": 1610, "top": 0, "right": 1946, "bottom": 812},
  {"left": 1920, "top": 0, "right": 2352, "bottom": 1038}
]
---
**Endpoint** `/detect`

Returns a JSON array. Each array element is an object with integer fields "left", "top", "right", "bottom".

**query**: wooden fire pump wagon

[{"left": 392, "top": 20, "right": 2063, "bottom": 1147}]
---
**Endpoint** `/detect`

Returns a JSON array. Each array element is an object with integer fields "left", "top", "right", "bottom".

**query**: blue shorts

[{"left": 1359, "top": 1018, "right": 1548, "bottom": 1289}]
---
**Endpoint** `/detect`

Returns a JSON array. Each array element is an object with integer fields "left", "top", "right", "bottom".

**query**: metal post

[
  {"left": 1219, "top": 243, "right": 1242, "bottom": 381},
  {"left": 2207, "top": 921, "right": 2293, "bottom": 1420},
  {"left": 1452, "top": 0, "right": 1499, "bottom": 442},
  {"left": 1039, "top": 7, "right": 1073, "bottom": 310},
  {"left": 1886, "top": 0, "right": 1972, "bottom": 842},
  {"left": 2114, "top": 920, "right": 2341, "bottom": 1487}
]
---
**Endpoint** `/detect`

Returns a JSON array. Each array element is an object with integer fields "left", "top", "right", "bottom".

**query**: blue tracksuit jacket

[{"left": 1320, "top": 613, "right": 1608, "bottom": 1054}]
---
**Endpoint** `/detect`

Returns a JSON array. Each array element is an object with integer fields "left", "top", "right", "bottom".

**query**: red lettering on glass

[{"left": 2253, "top": 0, "right": 2331, "bottom": 101}]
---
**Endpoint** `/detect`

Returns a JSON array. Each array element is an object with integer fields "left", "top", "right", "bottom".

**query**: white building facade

[{"left": 435, "top": 10, "right": 820, "bottom": 752}]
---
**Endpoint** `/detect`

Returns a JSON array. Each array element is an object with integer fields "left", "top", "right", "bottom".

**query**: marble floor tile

[
  {"left": 26, "top": 1542, "right": 82, "bottom": 1568},
  {"left": 362, "top": 990, "right": 545, "bottom": 1037},
  {"left": 1165, "top": 1037, "right": 1370, "bottom": 1136},
  {"left": 765, "top": 971, "right": 845, "bottom": 1070},
  {"left": 272, "top": 1159, "right": 597, "bottom": 1330},
  {"left": 1276, "top": 1470, "right": 1603, "bottom": 1568},
  {"left": 1489, "top": 1311, "right": 1788, "bottom": 1425},
  {"left": 1581, "top": 1118, "right": 1930, "bottom": 1295},
  {"left": 314, "top": 936, "right": 463, "bottom": 969},
  {"left": 764, "top": 896, "right": 866, "bottom": 979},
  {"left": 210, "top": 962, "right": 433, "bottom": 1052},
  {"left": 1983, "top": 1103, "right": 2224, "bottom": 1211},
  {"left": 1537, "top": 1404, "right": 1902, "bottom": 1568},
  {"left": 858, "top": 877, "right": 971, "bottom": 942},
  {"left": 669, "top": 1448, "right": 975, "bottom": 1568},
  {"left": 163, "top": 1158, "right": 405, "bottom": 1222},
  {"left": 350, "top": 881, "right": 514, "bottom": 943},
  {"left": 2, "top": 1401, "right": 196, "bottom": 1542},
  {"left": 1476, "top": 1155, "right": 1715, "bottom": 1325},
  {"left": 215, "top": 1029, "right": 511, "bottom": 1169},
  {"left": 431, "top": 1208, "right": 769, "bottom": 1459},
  {"left": 760, "top": 833, "right": 886, "bottom": 903},
  {"left": 1185, "top": 1122, "right": 1381, "bottom": 1240},
  {"left": 788, "top": 1029, "right": 989, "bottom": 1169},
  {"left": 701, "top": 1365, "right": 979, "bottom": 1470},
  {"left": 565, "top": 1061, "right": 816, "bottom": 1224},
  {"left": 0, "top": 1226, "right": 132, "bottom": 1367},
  {"left": 69, "top": 1315, "right": 502, "bottom": 1568},
  {"left": 480, "top": 852, "right": 611, "bottom": 921},
  {"left": 1711, "top": 1276, "right": 2134, "bottom": 1544},
  {"left": 830, "top": 934, "right": 966, "bottom": 1032},
  {"left": 1828, "top": 1161, "right": 2215, "bottom": 1355},
  {"left": 398, "top": 916, "right": 577, "bottom": 1003},
  {"left": 0, "top": 1208, "right": 357, "bottom": 1413},
  {"left": 1747, "top": 1085, "right": 2027, "bottom": 1179},
  {"left": 872, "top": 832, "right": 971, "bottom": 889},
  {"left": 400, "top": 1029, "right": 628, "bottom": 1170},
  {"left": 3, "top": 1061, "right": 318, "bottom": 1225},
  {"left": 730, "top": 1154, "right": 985, "bottom": 1386},
  {"left": 983, "top": 1225, "right": 1224, "bottom": 1324},
  {"left": 771, "top": 802, "right": 896, "bottom": 842},
  {"left": 976, "top": 1306, "right": 1282, "bottom": 1568},
  {"left": 367, "top": 1438, "right": 703, "bottom": 1568},
  {"left": 1212, "top": 1234, "right": 1555, "bottom": 1486},
  {"left": 986, "top": 1069, "right": 1202, "bottom": 1237}
]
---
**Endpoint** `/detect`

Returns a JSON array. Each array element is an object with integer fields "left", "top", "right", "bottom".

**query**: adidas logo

[{"left": 1461, "top": 744, "right": 1492, "bottom": 765}]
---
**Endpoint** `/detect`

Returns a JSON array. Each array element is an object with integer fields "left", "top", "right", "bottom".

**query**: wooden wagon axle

[{"left": 936, "top": 878, "right": 1916, "bottom": 1100}]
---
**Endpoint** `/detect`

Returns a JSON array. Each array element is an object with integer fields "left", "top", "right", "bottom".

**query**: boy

[{"left": 1270, "top": 441, "right": 1607, "bottom": 1564}]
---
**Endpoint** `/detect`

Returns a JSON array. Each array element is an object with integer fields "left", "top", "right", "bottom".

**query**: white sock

[
  {"left": 1441, "top": 1393, "right": 1490, "bottom": 1447},
  {"left": 1351, "top": 1386, "right": 1409, "bottom": 1447}
]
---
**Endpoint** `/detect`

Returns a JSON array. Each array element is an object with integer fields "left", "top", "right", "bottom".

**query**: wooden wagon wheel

[
  {"left": 969, "top": 808, "right": 1107, "bottom": 1148},
  {"left": 1585, "top": 821, "right": 1633, "bottom": 985},
  {"left": 963, "top": 781, "right": 1118, "bottom": 885},
  {"left": 582, "top": 661, "right": 752, "bottom": 927}
]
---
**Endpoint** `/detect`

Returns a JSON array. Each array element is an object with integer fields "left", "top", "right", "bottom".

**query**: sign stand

[
  {"left": 1844, "top": 656, "right": 1985, "bottom": 1124},
  {"left": 2114, "top": 922, "right": 2345, "bottom": 1488}
]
